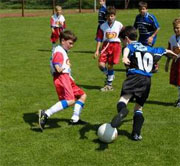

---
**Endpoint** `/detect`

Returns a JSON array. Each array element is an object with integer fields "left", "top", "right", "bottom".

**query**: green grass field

[{"left": 0, "top": 9, "right": 180, "bottom": 166}]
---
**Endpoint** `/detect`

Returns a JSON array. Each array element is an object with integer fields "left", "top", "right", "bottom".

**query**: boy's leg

[
  {"left": 111, "top": 94, "right": 132, "bottom": 128},
  {"left": 69, "top": 83, "right": 87, "bottom": 124},
  {"left": 131, "top": 103, "right": 144, "bottom": 141},
  {"left": 106, "top": 64, "right": 115, "bottom": 86},
  {"left": 39, "top": 100, "right": 73, "bottom": 131},
  {"left": 100, "top": 64, "right": 115, "bottom": 91},
  {"left": 70, "top": 100, "right": 84, "bottom": 123},
  {"left": 99, "top": 62, "right": 108, "bottom": 75}
]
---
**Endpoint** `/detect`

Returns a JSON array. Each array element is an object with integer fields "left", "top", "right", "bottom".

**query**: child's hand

[
  {"left": 55, "top": 65, "right": 65, "bottom": 73},
  {"left": 147, "top": 36, "right": 153, "bottom": 45},
  {"left": 122, "top": 57, "right": 130, "bottom": 65},
  {"left": 93, "top": 51, "right": 99, "bottom": 59}
]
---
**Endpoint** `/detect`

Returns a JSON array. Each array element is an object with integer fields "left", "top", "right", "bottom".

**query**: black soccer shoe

[
  {"left": 131, "top": 133, "right": 142, "bottom": 141},
  {"left": 69, "top": 119, "right": 87, "bottom": 125},
  {"left": 39, "top": 110, "right": 48, "bottom": 131}
]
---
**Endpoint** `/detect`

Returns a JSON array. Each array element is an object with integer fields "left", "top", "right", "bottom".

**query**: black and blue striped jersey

[
  {"left": 134, "top": 12, "right": 159, "bottom": 46},
  {"left": 126, "top": 41, "right": 166, "bottom": 77},
  {"left": 98, "top": 5, "right": 107, "bottom": 25}
]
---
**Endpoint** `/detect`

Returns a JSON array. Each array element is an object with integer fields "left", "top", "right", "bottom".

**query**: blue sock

[{"left": 107, "top": 69, "right": 114, "bottom": 85}]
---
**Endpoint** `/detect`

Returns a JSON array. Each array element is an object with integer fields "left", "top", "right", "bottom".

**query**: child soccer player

[
  {"left": 50, "top": 5, "right": 66, "bottom": 51},
  {"left": 165, "top": 17, "right": 180, "bottom": 107},
  {"left": 97, "top": 0, "right": 107, "bottom": 28},
  {"left": 94, "top": 6, "right": 124, "bottom": 91},
  {"left": 110, "top": 26, "right": 178, "bottom": 141},
  {"left": 133, "top": 1, "right": 160, "bottom": 72},
  {"left": 39, "top": 30, "right": 87, "bottom": 131}
]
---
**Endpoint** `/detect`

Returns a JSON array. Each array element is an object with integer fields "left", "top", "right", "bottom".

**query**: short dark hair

[
  {"left": 138, "top": 1, "right": 148, "bottom": 9},
  {"left": 60, "top": 30, "right": 77, "bottom": 43},
  {"left": 120, "top": 26, "right": 137, "bottom": 41},
  {"left": 106, "top": 6, "right": 116, "bottom": 16}
]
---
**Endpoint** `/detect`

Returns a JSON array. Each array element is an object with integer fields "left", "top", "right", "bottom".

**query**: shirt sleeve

[
  {"left": 133, "top": 16, "right": 138, "bottom": 29},
  {"left": 52, "top": 52, "right": 64, "bottom": 66},
  {"left": 151, "top": 14, "right": 160, "bottom": 29},
  {"left": 96, "top": 27, "right": 103, "bottom": 42},
  {"left": 50, "top": 16, "right": 55, "bottom": 28}
]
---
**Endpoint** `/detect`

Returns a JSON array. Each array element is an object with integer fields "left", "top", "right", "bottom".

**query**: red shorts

[
  {"left": 50, "top": 28, "right": 63, "bottom": 43},
  {"left": 53, "top": 74, "right": 85, "bottom": 100},
  {"left": 99, "top": 42, "right": 121, "bottom": 65},
  {"left": 170, "top": 58, "right": 180, "bottom": 86}
]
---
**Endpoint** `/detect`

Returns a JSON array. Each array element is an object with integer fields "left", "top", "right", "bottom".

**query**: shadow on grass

[
  {"left": 79, "top": 119, "right": 132, "bottom": 151},
  {"left": 77, "top": 84, "right": 102, "bottom": 90},
  {"left": 23, "top": 112, "right": 69, "bottom": 132},
  {"left": 130, "top": 99, "right": 174, "bottom": 107},
  {"left": 113, "top": 68, "right": 127, "bottom": 73},
  {"left": 146, "top": 100, "right": 174, "bottom": 106},
  {"left": 37, "top": 49, "right": 51, "bottom": 52}
]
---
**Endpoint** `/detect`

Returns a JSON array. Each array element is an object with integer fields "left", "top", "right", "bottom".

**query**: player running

[
  {"left": 110, "top": 26, "right": 178, "bottom": 141},
  {"left": 39, "top": 30, "right": 87, "bottom": 131}
]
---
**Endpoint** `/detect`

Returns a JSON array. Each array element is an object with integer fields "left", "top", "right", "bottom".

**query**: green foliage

[
  {"left": 0, "top": 9, "right": 180, "bottom": 166},
  {"left": 0, "top": 0, "right": 93, "bottom": 9}
]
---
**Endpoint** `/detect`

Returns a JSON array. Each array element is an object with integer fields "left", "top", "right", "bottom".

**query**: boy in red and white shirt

[
  {"left": 39, "top": 30, "right": 87, "bottom": 131},
  {"left": 94, "top": 6, "right": 124, "bottom": 91},
  {"left": 50, "top": 5, "right": 66, "bottom": 51},
  {"left": 165, "top": 17, "right": 180, "bottom": 107}
]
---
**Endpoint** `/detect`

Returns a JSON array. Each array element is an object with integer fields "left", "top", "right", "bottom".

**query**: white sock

[
  {"left": 45, "top": 100, "right": 68, "bottom": 117},
  {"left": 71, "top": 101, "right": 84, "bottom": 122},
  {"left": 52, "top": 43, "right": 56, "bottom": 52}
]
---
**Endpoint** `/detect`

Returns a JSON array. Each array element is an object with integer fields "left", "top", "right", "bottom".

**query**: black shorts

[{"left": 120, "top": 74, "right": 151, "bottom": 106}]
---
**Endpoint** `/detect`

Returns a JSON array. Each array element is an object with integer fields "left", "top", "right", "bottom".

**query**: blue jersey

[
  {"left": 126, "top": 42, "right": 166, "bottom": 77},
  {"left": 134, "top": 13, "right": 160, "bottom": 46},
  {"left": 98, "top": 5, "right": 107, "bottom": 25}
]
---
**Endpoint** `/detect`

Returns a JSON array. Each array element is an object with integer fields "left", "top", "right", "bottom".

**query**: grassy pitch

[{"left": 0, "top": 9, "right": 180, "bottom": 166}]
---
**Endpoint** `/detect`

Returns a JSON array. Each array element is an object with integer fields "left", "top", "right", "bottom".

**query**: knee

[
  {"left": 68, "top": 99, "right": 75, "bottom": 106},
  {"left": 80, "top": 93, "right": 87, "bottom": 102}
]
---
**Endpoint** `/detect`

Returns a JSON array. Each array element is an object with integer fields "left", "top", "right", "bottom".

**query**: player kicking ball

[
  {"left": 39, "top": 30, "right": 87, "bottom": 131},
  {"left": 110, "top": 26, "right": 178, "bottom": 141}
]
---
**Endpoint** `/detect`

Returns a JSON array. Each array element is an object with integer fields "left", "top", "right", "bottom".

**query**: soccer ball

[{"left": 97, "top": 123, "right": 118, "bottom": 143}]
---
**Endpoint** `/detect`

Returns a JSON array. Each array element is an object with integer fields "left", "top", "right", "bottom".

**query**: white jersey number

[{"left": 135, "top": 52, "right": 153, "bottom": 72}]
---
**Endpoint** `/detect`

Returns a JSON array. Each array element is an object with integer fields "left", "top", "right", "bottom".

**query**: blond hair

[{"left": 55, "top": 5, "right": 62, "bottom": 11}]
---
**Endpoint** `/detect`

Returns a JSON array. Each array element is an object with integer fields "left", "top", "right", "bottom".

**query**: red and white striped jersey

[
  {"left": 50, "top": 14, "right": 66, "bottom": 28},
  {"left": 96, "top": 20, "right": 123, "bottom": 42},
  {"left": 50, "top": 45, "right": 71, "bottom": 75}
]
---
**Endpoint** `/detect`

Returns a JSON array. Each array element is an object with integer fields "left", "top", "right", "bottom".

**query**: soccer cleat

[
  {"left": 131, "top": 133, "right": 142, "bottom": 141},
  {"left": 100, "top": 85, "right": 114, "bottom": 92},
  {"left": 39, "top": 110, "right": 48, "bottom": 131},
  {"left": 69, "top": 119, "right": 87, "bottom": 125}
]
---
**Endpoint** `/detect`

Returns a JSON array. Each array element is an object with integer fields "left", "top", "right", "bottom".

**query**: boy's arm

[
  {"left": 94, "top": 27, "right": 103, "bottom": 59},
  {"left": 54, "top": 64, "right": 65, "bottom": 73},
  {"left": 94, "top": 41, "right": 101, "bottom": 59},
  {"left": 122, "top": 47, "right": 130, "bottom": 65},
  {"left": 165, "top": 49, "right": 178, "bottom": 58},
  {"left": 147, "top": 27, "right": 160, "bottom": 45},
  {"left": 164, "top": 42, "right": 172, "bottom": 72},
  {"left": 53, "top": 52, "right": 65, "bottom": 73}
]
